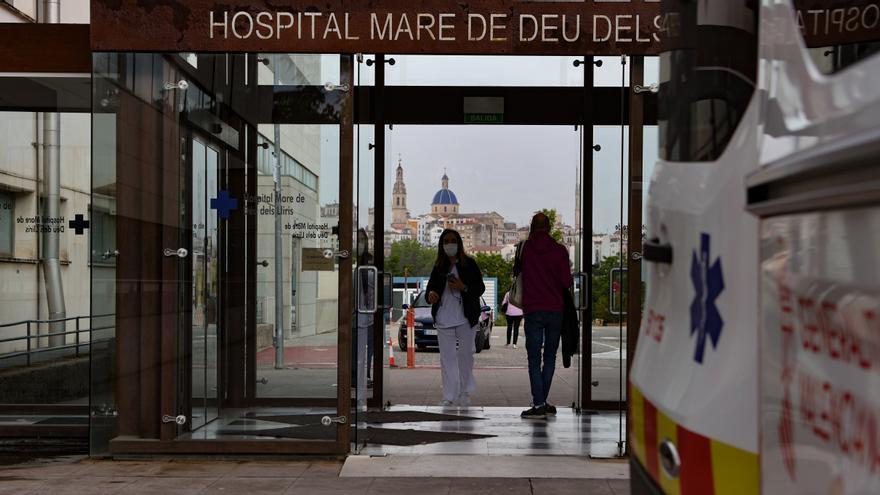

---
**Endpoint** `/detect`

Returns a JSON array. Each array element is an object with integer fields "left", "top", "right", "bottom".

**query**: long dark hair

[
  {"left": 434, "top": 228, "right": 468, "bottom": 269},
  {"left": 356, "top": 228, "right": 372, "bottom": 266},
  {"left": 356, "top": 228, "right": 372, "bottom": 295}
]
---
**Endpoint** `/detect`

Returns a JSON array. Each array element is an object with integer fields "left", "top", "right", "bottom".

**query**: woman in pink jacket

[{"left": 501, "top": 291, "right": 523, "bottom": 348}]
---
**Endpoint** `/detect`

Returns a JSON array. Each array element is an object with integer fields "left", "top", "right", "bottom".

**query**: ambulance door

[{"left": 629, "top": 1, "right": 762, "bottom": 493}]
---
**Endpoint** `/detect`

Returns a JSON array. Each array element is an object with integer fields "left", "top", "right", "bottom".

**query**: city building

[
  {"left": 396, "top": 169, "right": 518, "bottom": 254},
  {"left": 390, "top": 158, "right": 410, "bottom": 229}
]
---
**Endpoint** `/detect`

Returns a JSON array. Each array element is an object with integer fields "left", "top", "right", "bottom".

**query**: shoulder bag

[{"left": 509, "top": 241, "right": 525, "bottom": 307}]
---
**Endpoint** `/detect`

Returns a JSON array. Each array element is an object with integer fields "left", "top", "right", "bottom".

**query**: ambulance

[{"left": 629, "top": 1, "right": 880, "bottom": 493}]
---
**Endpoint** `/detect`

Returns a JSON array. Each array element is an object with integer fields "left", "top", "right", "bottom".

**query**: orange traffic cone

[{"left": 388, "top": 337, "right": 397, "bottom": 367}]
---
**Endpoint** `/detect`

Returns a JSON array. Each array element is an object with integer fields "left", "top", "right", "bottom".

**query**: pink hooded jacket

[{"left": 520, "top": 231, "right": 573, "bottom": 313}]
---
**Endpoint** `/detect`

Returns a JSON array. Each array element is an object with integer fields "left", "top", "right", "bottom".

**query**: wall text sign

[{"left": 91, "top": 1, "right": 661, "bottom": 55}]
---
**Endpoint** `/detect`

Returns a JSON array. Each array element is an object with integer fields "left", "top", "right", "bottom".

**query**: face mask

[{"left": 443, "top": 243, "right": 458, "bottom": 256}]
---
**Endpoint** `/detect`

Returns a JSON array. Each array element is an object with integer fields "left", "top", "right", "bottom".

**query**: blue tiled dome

[{"left": 432, "top": 189, "right": 459, "bottom": 205}]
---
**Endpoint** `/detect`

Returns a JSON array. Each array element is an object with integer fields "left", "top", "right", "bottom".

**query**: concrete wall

[
  {"left": 0, "top": 356, "right": 90, "bottom": 403},
  {"left": 61, "top": 0, "right": 89, "bottom": 23}
]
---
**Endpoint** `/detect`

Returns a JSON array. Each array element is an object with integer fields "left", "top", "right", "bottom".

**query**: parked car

[{"left": 398, "top": 291, "right": 494, "bottom": 353}]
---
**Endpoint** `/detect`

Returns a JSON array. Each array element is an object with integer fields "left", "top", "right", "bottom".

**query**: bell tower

[{"left": 391, "top": 156, "right": 409, "bottom": 227}]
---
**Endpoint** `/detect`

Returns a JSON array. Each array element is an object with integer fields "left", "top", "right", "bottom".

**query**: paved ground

[
  {"left": 266, "top": 324, "right": 627, "bottom": 406},
  {"left": 396, "top": 324, "right": 626, "bottom": 368},
  {"left": 387, "top": 366, "right": 579, "bottom": 407},
  {"left": 0, "top": 458, "right": 630, "bottom": 494}
]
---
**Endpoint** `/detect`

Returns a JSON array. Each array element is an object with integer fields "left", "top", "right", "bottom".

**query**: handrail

[
  {"left": 0, "top": 314, "right": 115, "bottom": 367},
  {"left": 0, "top": 313, "right": 114, "bottom": 329}
]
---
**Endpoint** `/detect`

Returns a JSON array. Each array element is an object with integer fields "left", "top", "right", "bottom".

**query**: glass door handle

[
  {"left": 321, "top": 415, "right": 347, "bottom": 426},
  {"left": 164, "top": 248, "right": 188, "bottom": 258},
  {"left": 324, "top": 82, "right": 350, "bottom": 92},
  {"left": 357, "top": 266, "right": 378, "bottom": 314},
  {"left": 572, "top": 272, "right": 588, "bottom": 310},
  {"left": 162, "top": 414, "right": 186, "bottom": 425},
  {"left": 323, "top": 249, "right": 350, "bottom": 259}
]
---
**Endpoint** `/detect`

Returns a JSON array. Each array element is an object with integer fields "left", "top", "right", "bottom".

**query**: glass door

[
  {"left": 365, "top": 54, "right": 587, "bottom": 414},
  {"left": 235, "top": 52, "right": 355, "bottom": 452},
  {"left": 587, "top": 57, "right": 630, "bottom": 413},
  {"left": 90, "top": 52, "right": 192, "bottom": 452},
  {"left": 90, "top": 52, "right": 355, "bottom": 455},
  {"left": 188, "top": 137, "right": 220, "bottom": 430}
]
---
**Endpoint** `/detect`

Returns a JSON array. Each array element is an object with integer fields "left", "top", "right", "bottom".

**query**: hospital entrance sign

[{"left": 90, "top": 0, "right": 662, "bottom": 55}]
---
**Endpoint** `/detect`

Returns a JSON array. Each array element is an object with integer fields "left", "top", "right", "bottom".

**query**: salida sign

[{"left": 90, "top": 0, "right": 661, "bottom": 55}]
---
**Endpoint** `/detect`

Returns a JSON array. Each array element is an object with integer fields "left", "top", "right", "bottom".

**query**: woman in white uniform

[{"left": 426, "top": 229, "right": 485, "bottom": 407}]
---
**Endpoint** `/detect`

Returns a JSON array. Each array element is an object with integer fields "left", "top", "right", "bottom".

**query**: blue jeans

[{"left": 524, "top": 311, "right": 563, "bottom": 407}]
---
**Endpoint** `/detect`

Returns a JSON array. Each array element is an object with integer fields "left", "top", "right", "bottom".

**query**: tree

[
  {"left": 385, "top": 239, "right": 435, "bottom": 278},
  {"left": 473, "top": 253, "right": 513, "bottom": 325},
  {"left": 540, "top": 208, "right": 564, "bottom": 243},
  {"left": 473, "top": 253, "right": 513, "bottom": 297}
]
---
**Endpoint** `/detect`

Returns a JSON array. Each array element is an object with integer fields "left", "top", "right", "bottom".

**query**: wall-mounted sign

[
  {"left": 301, "top": 248, "right": 335, "bottom": 271},
  {"left": 792, "top": 0, "right": 880, "bottom": 48},
  {"left": 91, "top": 0, "right": 661, "bottom": 55},
  {"left": 464, "top": 97, "right": 504, "bottom": 124}
]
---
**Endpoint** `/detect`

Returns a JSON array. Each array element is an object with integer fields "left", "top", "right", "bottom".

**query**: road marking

[
  {"left": 592, "top": 341, "right": 619, "bottom": 352},
  {"left": 592, "top": 349, "right": 627, "bottom": 359}
]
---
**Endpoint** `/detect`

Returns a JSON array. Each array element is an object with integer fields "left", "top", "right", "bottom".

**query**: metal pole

[
  {"left": 272, "top": 54, "right": 285, "bottom": 369},
  {"left": 405, "top": 269, "right": 414, "bottom": 368},
  {"left": 26, "top": 321, "right": 31, "bottom": 366},
  {"left": 43, "top": 0, "right": 66, "bottom": 348}
]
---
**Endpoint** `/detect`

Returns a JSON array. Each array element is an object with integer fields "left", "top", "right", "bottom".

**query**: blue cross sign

[
  {"left": 689, "top": 233, "right": 725, "bottom": 364},
  {"left": 210, "top": 190, "right": 238, "bottom": 219}
]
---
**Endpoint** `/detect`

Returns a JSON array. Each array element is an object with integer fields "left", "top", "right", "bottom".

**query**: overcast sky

[
  {"left": 318, "top": 55, "right": 659, "bottom": 234},
  {"left": 383, "top": 125, "right": 657, "bottom": 234}
]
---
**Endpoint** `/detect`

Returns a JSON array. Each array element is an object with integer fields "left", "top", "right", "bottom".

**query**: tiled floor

[
  {"left": 0, "top": 406, "right": 629, "bottom": 493},
  {"left": 177, "top": 406, "right": 353, "bottom": 441},
  {"left": 174, "top": 404, "right": 626, "bottom": 459},
  {"left": 357, "top": 405, "right": 626, "bottom": 458}
]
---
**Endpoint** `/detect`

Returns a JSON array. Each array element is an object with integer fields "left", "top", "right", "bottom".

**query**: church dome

[
  {"left": 432, "top": 171, "right": 459, "bottom": 207},
  {"left": 432, "top": 189, "right": 459, "bottom": 205}
]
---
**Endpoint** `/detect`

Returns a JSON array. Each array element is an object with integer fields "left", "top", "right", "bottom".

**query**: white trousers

[
  {"left": 354, "top": 321, "right": 369, "bottom": 410},
  {"left": 437, "top": 323, "right": 477, "bottom": 402}
]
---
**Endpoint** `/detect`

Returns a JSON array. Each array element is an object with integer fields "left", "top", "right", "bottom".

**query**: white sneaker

[
  {"left": 439, "top": 400, "right": 455, "bottom": 407},
  {"left": 456, "top": 395, "right": 471, "bottom": 407},
  {"left": 513, "top": 344, "right": 517, "bottom": 349}
]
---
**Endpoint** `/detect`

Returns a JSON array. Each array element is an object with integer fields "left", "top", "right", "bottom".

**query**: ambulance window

[
  {"left": 658, "top": 2, "right": 758, "bottom": 162},
  {"left": 797, "top": 3, "right": 880, "bottom": 74}
]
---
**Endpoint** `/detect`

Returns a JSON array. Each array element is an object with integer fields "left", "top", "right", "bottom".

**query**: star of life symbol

[{"left": 690, "top": 233, "right": 725, "bottom": 364}]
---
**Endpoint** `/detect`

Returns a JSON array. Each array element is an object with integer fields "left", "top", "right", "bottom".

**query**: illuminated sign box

[{"left": 464, "top": 97, "right": 504, "bottom": 124}]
